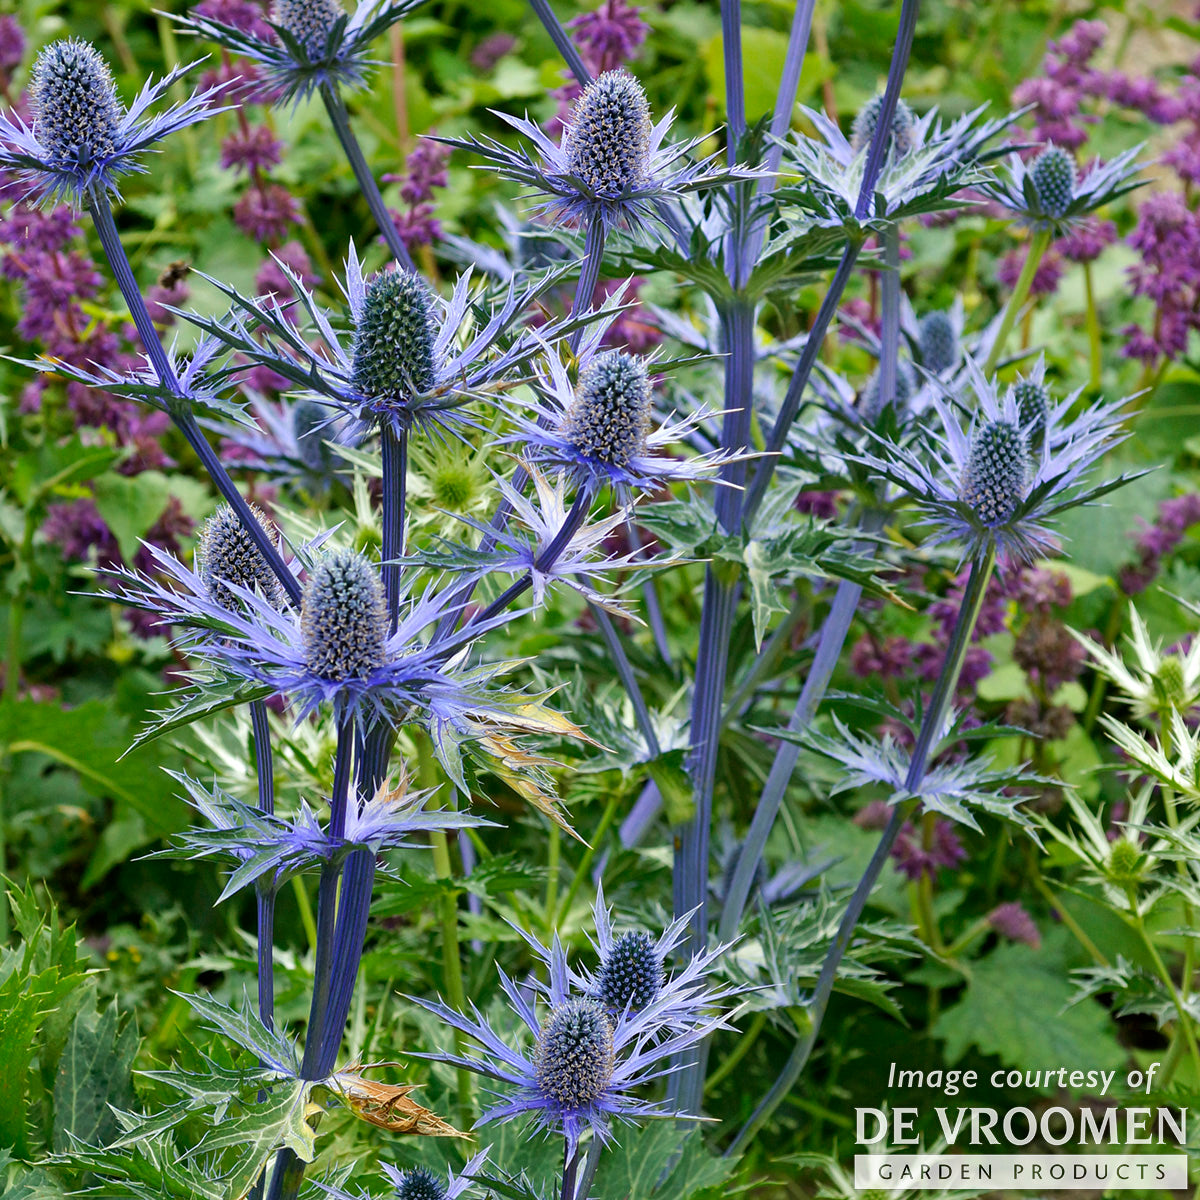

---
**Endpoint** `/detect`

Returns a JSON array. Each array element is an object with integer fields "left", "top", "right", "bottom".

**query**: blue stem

[
  {"left": 432, "top": 218, "right": 606, "bottom": 644},
  {"left": 319, "top": 81, "right": 417, "bottom": 273},
  {"left": 854, "top": 0, "right": 922, "bottom": 222},
  {"left": 529, "top": 0, "right": 593, "bottom": 88},
  {"left": 381, "top": 425, "right": 408, "bottom": 631},
  {"left": 744, "top": 239, "right": 861, "bottom": 520},
  {"left": 744, "top": 0, "right": 921, "bottom": 519},
  {"left": 740, "top": 0, "right": 818, "bottom": 276},
  {"left": 715, "top": 300, "right": 757, "bottom": 531},
  {"left": 716, "top": 577, "right": 863, "bottom": 943},
  {"left": 590, "top": 603, "right": 661, "bottom": 757},
  {"left": 85, "top": 194, "right": 303, "bottom": 607},
  {"left": 569, "top": 220, "right": 606, "bottom": 354},
  {"left": 250, "top": 699, "right": 276, "bottom": 1029},
  {"left": 725, "top": 540, "right": 995, "bottom": 1156},
  {"left": 473, "top": 488, "right": 593, "bottom": 625},
  {"left": 721, "top": 0, "right": 746, "bottom": 164},
  {"left": 299, "top": 717, "right": 355, "bottom": 1081},
  {"left": 879, "top": 225, "right": 901, "bottom": 413}
]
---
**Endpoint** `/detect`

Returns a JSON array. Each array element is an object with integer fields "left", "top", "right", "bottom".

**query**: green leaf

[
  {"left": 52, "top": 998, "right": 137, "bottom": 1152},
  {"left": 933, "top": 937, "right": 1124, "bottom": 1075},
  {"left": 91, "top": 470, "right": 174, "bottom": 562},
  {"left": 592, "top": 1124, "right": 736, "bottom": 1200},
  {"left": 1, "top": 698, "right": 184, "bottom": 836}
]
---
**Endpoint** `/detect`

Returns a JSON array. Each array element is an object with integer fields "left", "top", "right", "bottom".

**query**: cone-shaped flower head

[
  {"left": 919, "top": 310, "right": 959, "bottom": 375},
  {"left": 1012, "top": 378, "right": 1050, "bottom": 445},
  {"left": 197, "top": 503, "right": 286, "bottom": 611},
  {"left": 851, "top": 94, "right": 917, "bottom": 158},
  {"left": 533, "top": 998, "right": 615, "bottom": 1108},
  {"left": 351, "top": 267, "right": 438, "bottom": 410},
  {"left": 563, "top": 350, "right": 652, "bottom": 468},
  {"left": 30, "top": 40, "right": 122, "bottom": 168},
  {"left": 392, "top": 1167, "right": 446, "bottom": 1200},
  {"left": 292, "top": 398, "right": 337, "bottom": 472},
  {"left": 862, "top": 360, "right": 916, "bottom": 422},
  {"left": 274, "top": 0, "right": 344, "bottom": 60},
  {"left": 300, "top": 548, "right": 387, "bottom": 681},
  {"left": 564, "top": 70, "right": 652, "bottom": 198},
  {"left": 1030, "top": 145, "right": 1076, "bottom": 219},
  {"left": 593, "top": 931, "right": 663, "bottom": 1012},
  {"left": 960, "top": 420, "right": 1028, "bottom": 527}
]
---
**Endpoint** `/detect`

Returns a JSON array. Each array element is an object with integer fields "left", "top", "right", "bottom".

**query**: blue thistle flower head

[
  {"left": 407, "top": 882, "right": 745, "bottom": 1156},
  {"left": 198, "top": 503, "right": 286, "bottom": 612},
  {"left": 1030, "top": 145, "right": 1076, "bottom": 219},
  {"left": 351, "top": 267, "right": 438, "bottom": 414},
  {"left": 274, "top": 0, "right": 344, "bottom": 61},
  {"left": 861, "top": 360, "right": 916, "bottom": 423},
  {"left": 564, "top": 350, "right": 652, "bottom": 468},
  {"left": 960, "top": 420, "right": 1028, "bottom": 528},
  {"left": 850, "top": 354, "right": 1134, "bottom": 564},
  {"left": 30, "top": 40, "right": 121, "bottom": 168},
  {"left": 593, "top": 931, "right": 663, "bottom": 1012},
  {"left": 919, "top": 310, "right": 959, "bottom": 375},
  {"left": 1012, "top": 377, "right": 1050, "bottom": 446},
  {"left": 534, "top": 998, "right": 615, "bottom": 1107},
  {"left": 503, "top": 326, "right": 744, "bottom": 499},
  {"left": 300, "top": 548, "right": 387, "bottom": 681},
  {"left": 0, "top": 37, "right": 228, "bottom": 206},
  {"left": 172, "top": 0, "right": 421, "bottom": 102},
  {"left": 565, "top": 70, "right": 652, "bottom": 199},
  {"left": 391, "top": 1167, "right": 446, "bottom": 1200},
  {"left": 984, "top": 142, "right": 1144, "bottom": 231},
  {"left": 851, "top": 94, "right": 917, "bottom": 158},
  {"left": 292, "top": 398, "right": 339, "bottom": 472}
]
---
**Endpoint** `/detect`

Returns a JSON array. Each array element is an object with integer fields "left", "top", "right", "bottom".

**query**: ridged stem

[
  {"left": 854, "top": 0, "right": 921, "bottom": 222},
  {"left": 381, "top": 425, "right": 408, "bottom": 631},
  {"left": 529, "top": 0, "right": 593, "bottom": 88},
  {"left": 982, "top": 226, "right": 1051, "bottom": 375},
  {"left": 250, "top": 699, "right": 276, "bottom": 1029},
  {"left": 726, "top": 542, "right": 996, "bottom": 1156},
  {"left": 721, "top": 0, "right": 745, "bottom": 163},
  {"left": 319, "top": 81, "right": 416, "bottom": 273},
  {"left": 744, "top": 240, "right": 861, "bottom": 520},
  {"left": 472, "top": 487, "right": 593, "bottom": 625},
  {"left": 85, "top": 194, "right": 302, "bottom": 607},
  {"left": 431, "top": 218, "right": 605, "bottom": 644},
  {"left": 714, "top": 300, "right": 757, "bottom": 530},
  {"left": 879, "top": 225, "right": 901, "bottom": 412},
  {"left": 590, "top": 603, "right": 661, "bottom": 757},
  {"left": 717, "top": 577, "right": 862, "bottom": 943},
  {"left": 740, "top": 0, "right": 818, "bottom": 275},
  {"left": 569, "top": 219, "right": 607, "bottom": 353}
]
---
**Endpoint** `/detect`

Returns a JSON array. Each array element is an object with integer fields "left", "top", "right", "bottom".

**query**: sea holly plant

[{"left": 0, "top": 2, "right": 1163, "bottom": 1200}]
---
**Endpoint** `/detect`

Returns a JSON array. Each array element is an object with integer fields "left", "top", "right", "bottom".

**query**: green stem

[
  {"left": 1083, "top": 260, "right": 1102, "bottom": 392},
  {"left": 982, "top": 227, "right": 1052, "bottom": 374},
  {"left": 1028, "top": 856, "right": 1109, "bottom": 966},
  {"left": 291, "top": 875, "right": 318, "bottom": 954},
  {"left": 431, "top": 827, "right": 471, "bottom": 1124},
  {"left": 556, "top": 791, "right": 622, "bottom": 924},
  {"left": 705, "top": 1011, "right": 767, "bottom": 1093},
  {"left": 544, "top": 822, "right": 561, "bottom": 933},
  {"left": 1133, "top": 904, "right": 1200, "bottom": 1080}
]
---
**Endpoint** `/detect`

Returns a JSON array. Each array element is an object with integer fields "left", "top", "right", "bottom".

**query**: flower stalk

[
  {"left": 727, "top": 540, "right": 996, "bottom": 1155},
  {"left": 982, "top": 226, "right": 1052, "bottom": 374}
]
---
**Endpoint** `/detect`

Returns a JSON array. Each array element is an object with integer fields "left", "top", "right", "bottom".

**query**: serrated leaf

[
  {"left": 52, "top": 998, "right": 137, "bottom": 1152},
  {"left": 933, "top": 937, "right": 1124, "bottom": 1074},
  {"left": 591, "top": 1124, "right": 735, "bottom": 1200}
]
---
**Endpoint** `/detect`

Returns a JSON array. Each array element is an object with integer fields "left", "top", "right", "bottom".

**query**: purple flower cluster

[
  {"left": 1013, "top": 17, "right": 1200, "bottom": 363},
  {"left": 987, "top": 901, "right": 1041, "bottom": 948},
  {"left": 1120, "top": 492, "right": 1200, "bottom": 594},
  {"left": 548, "top": 0, "right": 649, "bottom": 136},
  {"left": 383, "top": 137, "right": 450, "bottom": 253},
  {"left": 854, "top": 802, "right": 967, "bottom": 883},
  {"left": 0, "top": 21, "right": 196, "bottom": 635}
]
